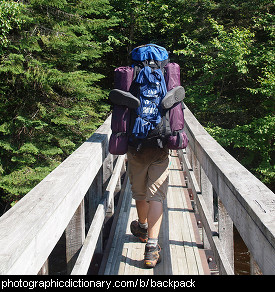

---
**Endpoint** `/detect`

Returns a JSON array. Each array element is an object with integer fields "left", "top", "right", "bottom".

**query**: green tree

[
  {"left": 1, "top": 0, "right": 273, "bottom": 210},
  {"left": 174, "top": 1, "right": 274, "bottom": 187},
  {"left": 109, "top": 0, "right": 274, "bottom": 188},
  {"left": 0, "top": 0, "right": 119, "bottom": 207}
]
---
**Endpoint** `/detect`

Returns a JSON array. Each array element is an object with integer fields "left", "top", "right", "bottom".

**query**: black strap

[
  {"left": 161, "top": 110, "right": 171, "bottom": 139},
  {"left": 132, "top": 59, "right": 169, "bottom": 77},
  {"left": 115, "top": 132, "right": 127, "bottom": 137},
  {"left": 172, "top": 128, "right": 184, "bottom": 147}
]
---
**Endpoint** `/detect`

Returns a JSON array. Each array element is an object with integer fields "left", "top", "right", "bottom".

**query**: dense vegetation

[{"left": 0, "top": 0, "right": 274, "bottom": 211}]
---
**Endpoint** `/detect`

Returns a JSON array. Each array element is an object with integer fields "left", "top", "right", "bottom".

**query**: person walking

[
  {"left": 108, "top": 44, "right": 187, "bottom": 268},
  {"left": 128, "top": 145, "right": 169, "bottom": 268}
]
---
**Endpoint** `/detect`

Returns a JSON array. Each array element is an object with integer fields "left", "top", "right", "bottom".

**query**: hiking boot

[
  {"left": 144, "top": 244, "right": 161, "bottom": 268},
  {"left": 130, "top": 220, "right": 148, "bottom": 243},
  {"left": 109, "top": 89, "right": 140, "bottom": 109},
  {"left": 161, "top": 85, "right": 185, "bottom": 109}
]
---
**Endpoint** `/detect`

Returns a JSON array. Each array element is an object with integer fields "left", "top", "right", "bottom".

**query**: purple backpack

[
  {"left": 164, "top": 63, "right": 188, "bottom": 150},
  {"left": 108, "top": 67, "right": 133, "bottom": 155},
  {"left": 114, "top": 66, "right": 133, "bottom": 92},
  {"left": 109, "top": 60, "right": 188, "bottom": 155},
  {"left": 165, "top": 62, "right": 181, "bottom": 91}
]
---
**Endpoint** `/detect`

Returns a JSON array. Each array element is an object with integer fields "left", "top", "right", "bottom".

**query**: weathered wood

[
  {"left": 217, "top": 198, "right": 234, "bottom": 269},
  {"left": 103, "top": 153, "right": 114, "bottom": 191},
  {"left": 98, "top": 170, "right": 129, "bottom": 275},
  {"left": 200, "top": 167, "right": 214, "bottom": 250},
  {"left": 180, "top": 151, "right": 234, "bottom": 275},
  {"left": 71, "top": 154, "right": 126, "bottom": 275},
  {"left": 88, "top": 168, "right": 103, "bottom": 224},
  {"left": 0, "top": 116, "right": 112, "bottom": 275},
  {"left": 103, "top": 153, "right": 210, "bottom": 275},
  {"left": 66, "top": 200, "right": 85, "bottom": 274},
  {"left": 0, "top": 105, "right": 274, "bottom": 276},
  {"left": 183, "top": 104, "right": 275, "bottom": 274}
]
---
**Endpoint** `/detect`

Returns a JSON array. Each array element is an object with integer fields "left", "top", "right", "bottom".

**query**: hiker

[
  {"left": 128, "top": 142, "right": 169, "bottom": 267},
  {"left": 108, "top": 44, "right": 188, "bottom": 268}
]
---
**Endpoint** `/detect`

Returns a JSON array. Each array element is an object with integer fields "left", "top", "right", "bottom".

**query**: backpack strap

[
  {"left": 132, "top": 58, "right": 169, "bottom": 80},
  {"left": 161, "top": 109, "right": 172, "bottom": 140}
]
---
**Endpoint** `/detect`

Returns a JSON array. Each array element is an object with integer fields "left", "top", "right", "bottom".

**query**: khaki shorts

[{"left": 127, "top": 146, "right": 169, "bottom": 203}]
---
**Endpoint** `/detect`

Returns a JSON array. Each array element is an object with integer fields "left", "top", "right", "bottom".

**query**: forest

[{"left": 0, "top": 0, "right": 274, "bottom": 212}]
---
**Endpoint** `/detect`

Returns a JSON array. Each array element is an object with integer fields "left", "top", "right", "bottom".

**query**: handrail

[
  {"left": 0, "top": 106, "right": 274, "bottom": 275},
  {"left": 71, "top": 154, "right": 126, "bottom": 275},
  {"left": 180, "top": 104, "right": 275, "bottom": 275},
  {"left": 0, "top": 115, "right": 127, "bottom": 275}
]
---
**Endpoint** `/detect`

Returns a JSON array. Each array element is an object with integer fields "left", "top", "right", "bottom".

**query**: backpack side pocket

[
  {"left": 166, "top": 102, "right": 188, "bottom": 150},
  {"left": 109, "top": 105, "right": 130, "bottom": 155}
]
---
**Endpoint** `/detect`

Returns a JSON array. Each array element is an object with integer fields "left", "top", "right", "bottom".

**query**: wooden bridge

[{"left": 0, "top": 105, "right": 274, "bottom": 275}]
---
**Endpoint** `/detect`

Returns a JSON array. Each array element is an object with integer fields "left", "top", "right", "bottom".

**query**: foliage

[
  {"left": 107, "top": 0, "right": 274, "bottom": 188},
  {"left": 0, "top": 0, "right": 119, "bottom": 206},
  {"left": 206, "top": 115, "right": 274, "bottom": 185},
  {"left": 173, "top": 2, "right": 274, "bottom": 187},
  {"left": 0, "top": 0, "right": 274, "bottom": 210},
  {"left": 109, "top": 0, "right": 274, "bottom": 188},
  {"left": 0, "top": 0, "right": 25, "bottom": 50}
]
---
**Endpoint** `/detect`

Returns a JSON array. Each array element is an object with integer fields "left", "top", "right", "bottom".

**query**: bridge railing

[
  {"left": 0, "top": 115, "right": 127, "bottom": 275},
  {"left": 0, "top": 107, "right": 274, "bottom": 275},
  {"left": 179, "top": 105, "right": 275, "bottom": 275}
]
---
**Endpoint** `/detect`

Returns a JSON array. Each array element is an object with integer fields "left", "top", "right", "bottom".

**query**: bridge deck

[{"left": 102, "top": 152, "right": 210, "bottom": 275}]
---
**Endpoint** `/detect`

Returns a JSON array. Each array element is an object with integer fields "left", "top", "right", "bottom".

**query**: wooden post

[
  {"left": 104, "top": 154, "right": 115, "bottom": 219},
  {"left": 103, "top": 153, "right": 113, "bottom": 191},
  {"left": 186, "top": 145, "right": 192, "bottom": 167},
  {"left": 65, "top": 200, "right": 85, "bottom": 274},
  {"left": 88, "top": 169, "right": 103, "bottom": 223},
  {"left": 192, "top": 151, "right": 201, "bottom": 189},
  {"left": 88, "top": 168, "right": 104, "bottom": 254},
  {"left": 200, "top": 167, "right": 214, "bottom": 250},
  {"left": 218, "top": 198, "right": 234, "bottom": 274}
]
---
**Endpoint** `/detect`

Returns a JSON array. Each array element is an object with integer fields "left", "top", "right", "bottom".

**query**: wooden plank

[
  {"left": 104, "top": 179, "right": 132, "bottom": 275},
  {"left": 200, "top": 166, "right": 214, "bottom": 250},
  {"left": 118, "top": 248, "right": 127, "bottom": 274},
  {"left": 66, "top": 200, "right": 85, "bottom": 274},
  {"left": 71, "top": 202, "right": 105, "bottom": 275},
  {"left": 160, "top": 197, "right": 173, "bottom": 275},
  {"left": 98, "top": 171, "right": 129, "bottom": 275},
  {"left": 217, "top": 198, "right": 234, "bottom": 268},
  {"left": 169, "top": 153, "right": 205, "bottom": 275},
  {"left": 180, "top": 150, "right": 234, "bottom": 275},
  {"left": 70, "top": 155, "right": 126, "bottom": 275},
  {"left": 103, "top": 153, "right": 209, "bottom": 275},
  {"left": 105, "top": 180, "right": 132, "bottom": 275},
  {"left": 116, "top": 202, "right": 133, "bottom": 274},
  {"left": 167, "top": 166, "right": 188, "bottom": 275},
  {"left": 178, "top": 163, "right": 211, "bottom": 275}
]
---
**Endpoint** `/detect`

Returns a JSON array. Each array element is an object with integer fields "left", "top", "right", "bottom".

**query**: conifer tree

[
  {"left": 1, "top": 0, "right": 274, "bottom": 210},
  {"left": 0, "top": 0, "right": 119, "bottom": 207}
]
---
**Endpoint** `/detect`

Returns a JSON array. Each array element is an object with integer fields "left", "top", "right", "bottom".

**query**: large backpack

[{"left": 108, "top": 44, "right": 188, "bottom": 154}]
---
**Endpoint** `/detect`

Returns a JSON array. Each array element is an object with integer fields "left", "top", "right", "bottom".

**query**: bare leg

[
  {"left": 135, "top": 200, "right": 149, "bottom": 224},
  {"left": 147, "top": 200, "right": 163, "bottom": 239},
  {"left": 135, "top": 199, "right": 163, "bottom": 239}
]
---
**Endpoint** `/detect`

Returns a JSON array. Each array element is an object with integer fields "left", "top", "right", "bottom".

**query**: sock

[
  {"left": 147, "top": 238, "right": 158, "bottom": 248},
  {"left": 138, "top": 221, "right": 148, "bottom": 230}
]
